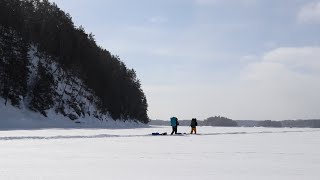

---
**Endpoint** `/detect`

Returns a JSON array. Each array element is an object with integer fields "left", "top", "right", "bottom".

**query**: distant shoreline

[{"left": 149, "top": 119, "right": 320, "bottom": 128}]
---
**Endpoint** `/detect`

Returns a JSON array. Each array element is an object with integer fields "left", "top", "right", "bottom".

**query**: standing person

[
  {"left": 190, "top": 118, "right": 198, "bottom": 134},
  {"left": 170, "top": 117, "right": 179, "bottom": 135}
]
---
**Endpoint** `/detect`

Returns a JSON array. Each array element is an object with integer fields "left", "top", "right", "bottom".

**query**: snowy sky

[{"left": 50, "top": 0, "right": 320, "bottom": 120}]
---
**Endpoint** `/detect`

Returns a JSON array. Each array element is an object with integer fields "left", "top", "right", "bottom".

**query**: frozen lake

[{"left": 0, "top": 126, "right": 319, "bottom": 180}]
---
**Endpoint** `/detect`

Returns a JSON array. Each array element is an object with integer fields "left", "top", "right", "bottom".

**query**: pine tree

[
  {"left": 8, "top": 36, "right": 30, "bottom": 107},
  {"left": 0, "top": 27, "right": 15, "bottom": 106},
  {"left": 29, "top": 60, "right": 55, "bottom": 117}
]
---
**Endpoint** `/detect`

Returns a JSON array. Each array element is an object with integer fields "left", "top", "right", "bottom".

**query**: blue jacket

[{"left": 170, "top": 117, "right": 179, "bottom": 126}]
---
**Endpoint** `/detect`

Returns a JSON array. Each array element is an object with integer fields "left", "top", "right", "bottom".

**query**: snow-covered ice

[{"left": 0, "top": 126, "right": 319, "bottom": 180}]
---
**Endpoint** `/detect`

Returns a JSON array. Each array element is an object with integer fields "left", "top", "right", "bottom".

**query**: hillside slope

[{"left": 0, "top": 0, "right": 149, "bottom": 125}]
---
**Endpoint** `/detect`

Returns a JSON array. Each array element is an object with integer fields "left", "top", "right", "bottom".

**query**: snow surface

[
  {"left": 0, "top": 126, "right": 319, "bottom": 180},
  {"left": 0, "top": 98, "right": 146, "bottom": 130},
  {"left": 1, "top": 95, "right": 319, "bottom": 179}
]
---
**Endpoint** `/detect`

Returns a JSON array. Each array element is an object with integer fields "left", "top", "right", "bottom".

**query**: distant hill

[{"left": 203, "top": 116, "right": 238, "bottom": 127}]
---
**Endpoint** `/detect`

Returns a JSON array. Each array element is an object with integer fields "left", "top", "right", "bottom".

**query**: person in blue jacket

[{"left": 170, "top": 117, "right": 179, "bottom": 135}]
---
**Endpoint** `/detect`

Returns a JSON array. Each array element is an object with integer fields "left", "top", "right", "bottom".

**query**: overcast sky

[{"left": 51, "top": 0, "right": 320, "bottom": 120}]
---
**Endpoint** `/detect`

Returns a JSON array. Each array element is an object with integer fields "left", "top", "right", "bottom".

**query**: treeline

[
  {"left": 150, "top": 116, "right": 238, "bottom": 127},
  {"left": 203, "top": 116, "right": 238, "bottom": 127},
  {"left": 236, "top": 119, "right": 320, "bottom": 128},
  {"left": 150, "top": 118, "right": 320, "bottom": 128},
  {"left": 282, "top": 120, "right": 320, "bottom": 128},
  {"left": 257, "top": 120, "right": 282, "bottom": 127},
  {"left": 0, "top": 0, "right": 148, "bottom": 123}
]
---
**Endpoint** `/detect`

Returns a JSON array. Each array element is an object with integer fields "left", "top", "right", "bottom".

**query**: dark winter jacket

[{"left": 190, "top": 119, "right": 198, "bottom": 128}]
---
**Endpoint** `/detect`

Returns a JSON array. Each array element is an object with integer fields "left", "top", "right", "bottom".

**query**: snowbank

[{"left": 0, "top": 98, "right": 147, "bottom": 130}]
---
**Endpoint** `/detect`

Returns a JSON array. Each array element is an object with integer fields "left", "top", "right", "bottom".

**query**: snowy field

[{"left": 0, "top": 126, "right": 319, "bottom": 180}]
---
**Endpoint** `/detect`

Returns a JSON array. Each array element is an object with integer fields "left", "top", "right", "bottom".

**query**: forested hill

[{"left": 0, "top": 0, "right": 149, "bottom": 124}]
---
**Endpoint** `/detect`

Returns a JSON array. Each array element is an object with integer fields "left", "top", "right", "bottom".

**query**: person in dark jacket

[
  {"left": 190, "top": 118, "right": 198, "bottom": 134},
  {"left": 170, "top": 117, "right": 179, "bottom": 135}
]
